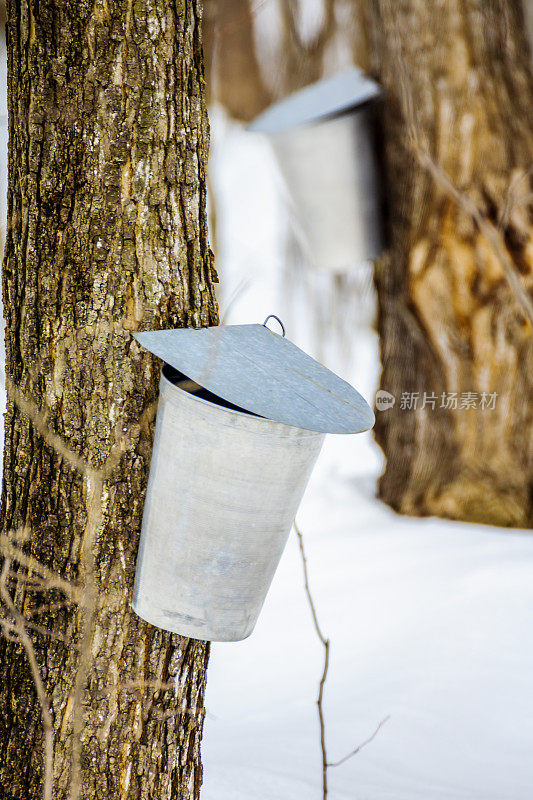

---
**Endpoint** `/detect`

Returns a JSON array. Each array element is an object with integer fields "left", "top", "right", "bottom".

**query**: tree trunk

[
  {"left": 367, "top": 0, "right": 533, "bottom": 527},
  {"left": 0, "top": 1, "right": 218, "bottom": 799}
]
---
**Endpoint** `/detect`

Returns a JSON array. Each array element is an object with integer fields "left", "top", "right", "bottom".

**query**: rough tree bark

[
  {"left": 0, "top": 1, "right": 218, "bottom": 799},
  {"left": 367, "top": 0, "right": 533, "bottom": 527}
]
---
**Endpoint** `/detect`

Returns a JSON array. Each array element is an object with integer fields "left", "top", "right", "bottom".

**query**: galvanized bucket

[
  {"left": 131, "top": 319, "right": 374, "bottom": 641},
  {"left": 249, "top": 67, "right": 385, "bottom": 273},
  {"left": 132, "top": 365, "right": 324, "bottom": 641}
]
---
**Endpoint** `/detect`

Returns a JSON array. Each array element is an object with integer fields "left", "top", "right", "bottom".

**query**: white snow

[{"left": 201, "top": 109, "right": 533, "bottom": 800}]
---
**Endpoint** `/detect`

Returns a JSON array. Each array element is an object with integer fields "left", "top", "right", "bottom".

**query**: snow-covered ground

[{"left": 201, "top": 110, "right": 533, "bottom": 800}]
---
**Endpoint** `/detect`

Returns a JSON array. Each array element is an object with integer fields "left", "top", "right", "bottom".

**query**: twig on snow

[
  {"left": 294, "top": 521, "right": 330, "bottom": 798},
  {"left": 327, "top": 715, "right": 390, "bottom": 768},
  {"left": 294, "top": 522, "right": 389, "bottom": 799}
]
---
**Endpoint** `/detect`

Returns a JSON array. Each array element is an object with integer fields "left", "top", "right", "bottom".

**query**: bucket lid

[
  {"left": 134, "top": 318, "right": 374, "bottom": 435},
  {"left": 248, "top": 67, "right": 381, "bottom": 135}
]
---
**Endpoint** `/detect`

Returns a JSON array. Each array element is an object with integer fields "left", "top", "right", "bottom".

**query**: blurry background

[{"left": 200, "top": 2, "right": 533, "bottom": 798}]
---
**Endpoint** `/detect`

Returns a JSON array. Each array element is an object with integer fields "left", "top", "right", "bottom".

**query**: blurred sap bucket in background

[
  {"left": 249, "top": 67, "right": 385, "bottom": 273},
  {"left": 131, "top": 321, "right": 375, "bottom": 642}
]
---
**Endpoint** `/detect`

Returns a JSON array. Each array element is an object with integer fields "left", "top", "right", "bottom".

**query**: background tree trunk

[
  {"left": 203, "top": 0, "right": 273, "bottom": 120},
  {"left": 367, "top": 0, "right": 533, "bottom": 527},
  {"left": 203, "top": 0, "right": 344, "bottom": 122},
  {"left": 0, "top": 1, "right": 218, "bottom": 799}
]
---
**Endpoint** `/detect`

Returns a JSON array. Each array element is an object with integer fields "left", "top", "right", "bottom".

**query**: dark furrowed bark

[{"left": 0, "top": 1, "right": 218, "bottom": 798}]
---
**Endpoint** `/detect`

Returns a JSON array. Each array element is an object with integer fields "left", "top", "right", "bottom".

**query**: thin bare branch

[
  {"left": 0, "top": 559, "right": 55, "bottom": 800},
  {"left": 0, "top": 369, "right": 143, "bottom": 800},
  {"left": 68, "top": 471, "right": 103, "bottom": 800},
  {"left": 294, "top": 523, "right": 389, "bottom": 799},
  {"left": 388, "top": 22, "right": 533, "bottom": 327},
  {"left": 498, "top": 168, "right": 533, "bottom": 228},
  {"left": 2, "top": 367, "right": 137, "bottom": 483},
  {"left": 294, "top": 522, "right": 329, "bottom": 798},
  {"left": 327, "top": 715, "right": 390, "bottom": 767},
  {"left": 0, "top": 616, "right": 20, "bottom": 639},
  {"left": 6, "top": 571, "right": 61, "bottom": 594},
  {"left": 96, "top": 679, "right": 176, "bottom": 699},
  {"left": 0, "top": 535, "right": 80, "bottom": 601},
  {"left": 280, "top": 0, "right": 336, "bottom": 57},
  {"left": 294, "top": 522, "right": 328, "bottom": 647},
  {"left": 0, "top": 624, "right": 20, "bottom": 643},
  {"left": 4, "top": 376, "right": 90, "bottom": 477},
  {"left": 0, "top": 611, "right": 70, "bottom": 644},
  {"left": 414, "top": 147, "right": 533, "bottom": 327},
  {"left": 25, "top": 600, "right": 75, "bottom": 619}
]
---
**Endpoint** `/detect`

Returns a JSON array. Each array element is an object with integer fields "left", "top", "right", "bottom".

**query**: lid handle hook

[{"left": 262, "top": 314, "right": 286, "bottom": 338}]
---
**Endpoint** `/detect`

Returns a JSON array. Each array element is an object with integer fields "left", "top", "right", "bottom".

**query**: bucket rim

[{"left": 159, "top": 366, "right": 325, "bottom": 438}]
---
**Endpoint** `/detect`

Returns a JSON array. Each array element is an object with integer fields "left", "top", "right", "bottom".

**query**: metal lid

[
  {"left": 134, "top": 318, "right": 374, "bottom": 435},
  {"left": 248, "top": 67, "right": 381, "bottom": 135}
]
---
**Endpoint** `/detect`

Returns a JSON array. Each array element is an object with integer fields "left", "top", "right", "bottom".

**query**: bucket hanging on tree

[
  {"left": 249, "top": 67, "right": 386, "bottom": 273},
  {"left": 131, "top": 316, "right": 374, "bottom": 642}
]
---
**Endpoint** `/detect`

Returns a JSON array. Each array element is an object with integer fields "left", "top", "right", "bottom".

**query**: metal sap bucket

[
  {"left": 132, "top": 365, "right": 324, "bottom": 642},
  {"left": 249, "top": 67, "right": 385, "bottom": 273},
  {"left": 131, "top": 318, "right": 374, "bottom": 642}
]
